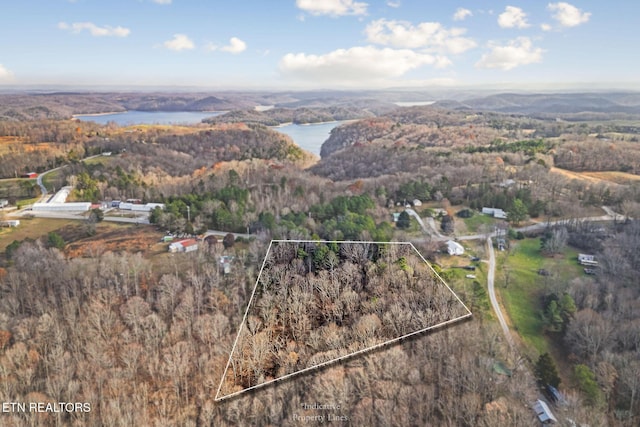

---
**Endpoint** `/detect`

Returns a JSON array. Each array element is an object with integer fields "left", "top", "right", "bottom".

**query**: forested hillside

[{"left": 1, "top": 93, "right": 640, "bottom": 426}]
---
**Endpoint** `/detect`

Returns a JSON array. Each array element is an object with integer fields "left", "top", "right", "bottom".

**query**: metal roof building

[{"left": 533, "top": 399, "right": 557, "bottom": 425}]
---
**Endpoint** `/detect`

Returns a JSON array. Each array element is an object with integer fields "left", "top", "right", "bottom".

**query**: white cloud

[
  {"left": 498, "top": 6, "right": 530, "bottom": 29},
  {"left": 476, "top": 37, "right": 544, "bottom": 70},
  {"left": 296, "top": 0, "right": 368, "bottom": 17},
  {"left": 205, "top": 37, "right": 247, "bottom": 54},
  {"left": 163, "top": 34, "right": 195, "bottom": 51},
  {"left": 365, "top": 19, "right": 476, "bottom": 54},
  {"left": 0, "top": 64, "right": 14, "bottom": 81},
  {"left": 548, "top": 2, "right": 590, "bottom": 27},
  {"left": 541, "top": 23, "right": 552, "bottom": 31},
  {"left": 280, "top": 46, "right": 449, "bottom": 86},
  {"left": 387, "top": 1, "right": 401, "bottom": 8},
  {"left": 58, "top": 21, "right": 130, "bottom": 37},
  {"left": 453, "top": 8, "right": 472, "bottom": 21},
  {"left": 221, "top": 37, "right": 247, "bottom": 54},
  {"left": 152, "top": 0, "right": 172, "bottom": 4}
]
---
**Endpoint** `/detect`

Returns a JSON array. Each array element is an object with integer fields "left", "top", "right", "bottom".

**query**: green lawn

[
  {"left": 462, "top": 213, "right": 495, "bottom": 233},
  {"left": 442, "top": 259, "right": 492, "bottom": 320},
  {"left": 0, "top": 178, "right": 38, "bottom": 200},
  {"left": 41, "top": 170, "right": 63, "bottom": 193},
  {"left": 496, "top": 238, "right": 584, "bottom": 358},
  {"left": 0, "top": 217, "right": 75, "bottom": 252}
]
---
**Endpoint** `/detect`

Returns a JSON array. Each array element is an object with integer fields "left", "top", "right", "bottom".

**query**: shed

[
  {"left": 1, "top": 220, "right": 20, "bottom": 227},
  {"left": 578, "top": 254, "right": 597, "bottom": 266},
  {"left": 446, "top": 240, "right": 465, "bottom": 256},
  {"left": 220, "top": 255, "right": 235, "bottom": 274},
  {"left": 532, "top": 400, "right": 557, "bottom": 425},
  {"left": 0, "top": 199, "right": 8, "bottom": 208}
]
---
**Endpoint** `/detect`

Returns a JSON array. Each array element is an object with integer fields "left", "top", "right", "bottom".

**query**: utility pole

[{"left": 186, "top": 205, "right": 190, "bottom": 222}]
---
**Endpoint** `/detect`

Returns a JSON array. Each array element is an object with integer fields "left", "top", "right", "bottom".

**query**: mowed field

[
  {"left": 0, "top": 217, "right": 75, "bottom": 252},
  {"left": 551, "top": 167, "right": 640, "bottom": 185},
  {"left": 496, "top": 238, "right": 585, "bottom": 358}
]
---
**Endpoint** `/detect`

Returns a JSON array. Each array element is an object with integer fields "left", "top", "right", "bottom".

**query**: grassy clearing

[
  {"left": 496, "top": 238, "right": 585, "bottom": 358},
  {"left": 582, "top": 171, "right": 640, "bottom": 185},
  {"left": 551, "top": 167, "right": 640, "bottom": 186},
  {"left": 41, "top": 170, "right": 63, "bottom": 192},
  {"left": 462, "top": 213, "right": 495, "bottom": 233},
  {"left": 0, "top": 178, "right": 38, "bottom": 200},
  {"left": 497, "top": 239, "right": 548, "bottom": 357},
  {"left": 0, "top": 217, "right": 75, "bottom": 252},
  {"left": 437, "top": 246, "right": 490, "bottom": 319}
]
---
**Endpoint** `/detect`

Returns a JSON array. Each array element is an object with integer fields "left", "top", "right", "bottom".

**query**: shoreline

[
  {"left": 274, "top": 119, "right": 353, "bottom": 128},
  {"left": 72, "top": 111, "right": 126, "bottom": 118}
]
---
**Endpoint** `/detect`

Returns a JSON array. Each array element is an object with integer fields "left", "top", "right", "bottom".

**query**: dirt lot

[
  {"left": 65, "top": 223, "right": 165, "bottom": 258},
  {"left": 0, "top": 218, "right": 166, "bottom": 260}
]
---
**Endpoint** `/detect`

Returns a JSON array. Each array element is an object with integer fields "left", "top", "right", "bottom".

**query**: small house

[
  {"left": 21, "top": 172, "right": 38, "bottom": 179},
  {"left": 482, "top": 207, "right": 507, "bottom": 219},
  {"left": 168, "top": 239, "right": 199, "bottom": 253},
  {"left": 182, "top": 239, "right": 198, "bottom": 253},
  {"left": 446, "top": 240, "right": 465, "bottom": 256},
  {"left": 0, "top": 199, "right": 8, "bottom": 208},
  {"left": 532, "top": 399, "right": 557, "bottom": 425}
]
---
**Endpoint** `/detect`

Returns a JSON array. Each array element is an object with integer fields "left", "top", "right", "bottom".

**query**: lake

[
  {"left": 273, "top": 122, "right": 344, "bottom": 157},
  {"left": 76, "top": 110, "right": 343, "bottom": 156},
  {"left": 74, "top": 110, "right": 225, "bottom": 125}
]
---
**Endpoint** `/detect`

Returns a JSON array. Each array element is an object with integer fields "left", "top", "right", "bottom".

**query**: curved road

[
  {"left": 486, "top": 237, "right": 514, "bottom": 347},
  {"left": 408, "top": 207, "right": 624, "bottom": 347},
  {"left": 35, "top": 166, "right": 61, "bottom": 202},
  {"left": 35, "top": 155, "right": 102, "bottom": 203}
]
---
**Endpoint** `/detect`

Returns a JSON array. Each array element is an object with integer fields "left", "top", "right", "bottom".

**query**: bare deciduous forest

[{"left": 218, "top": 241, "right": 470, "bottom": 399}]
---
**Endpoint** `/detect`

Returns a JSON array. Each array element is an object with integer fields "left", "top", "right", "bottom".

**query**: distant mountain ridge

[{"left": 433, "top": 92, "right": 640, "bottom": 115}]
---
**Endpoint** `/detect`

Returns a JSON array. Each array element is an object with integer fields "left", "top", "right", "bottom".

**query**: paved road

[
  {"left": 35, "top": 155, "right": 102, "bottom": 203},
  {"left": 35, "top": 166, "right": 62, "bottom": 202},
  {"left": 10, "top": 209, "right": 151, "bottom": 224},
  {"left": 203, "top": 230, "right": 252, "bottom": 239},
  {"left": 405, "top": 209, "right": 428, "bottom": 233},
  {"left": 412, "top": 206, "right": 623, "bottom": 348},
  {"left": 486, "top": 237, "right": 514, "bottom": 347}
]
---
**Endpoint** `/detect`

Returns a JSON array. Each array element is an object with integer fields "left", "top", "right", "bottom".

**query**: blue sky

[{"left": 0, "top": 0, "right": 636, "bottom": 89}]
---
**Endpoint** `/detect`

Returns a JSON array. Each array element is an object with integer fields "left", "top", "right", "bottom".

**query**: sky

[{"left": 0, "top": 0, "right": 637, "bottom": 90}]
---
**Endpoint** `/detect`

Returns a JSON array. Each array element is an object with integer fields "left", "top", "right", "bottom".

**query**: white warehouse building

[
  {"left": 32, "top": 202, "right": 92, "bottom": 212},
  {"left": 118, "top": 202, "right": 165, "bottom": 212}
]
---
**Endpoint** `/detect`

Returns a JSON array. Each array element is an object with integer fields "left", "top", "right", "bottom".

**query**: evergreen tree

[
  {"left": 396, "top": 211, "right": 411, "bottom": 229},
  {"left": 535, "top": 353, "right": 561, "bottom": 388},
  {"left": 47, "top": 232, "right": 65, "bottom": 250},
  {"left": 507, "top": 198, "right": 528, "bottom": 225}
]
